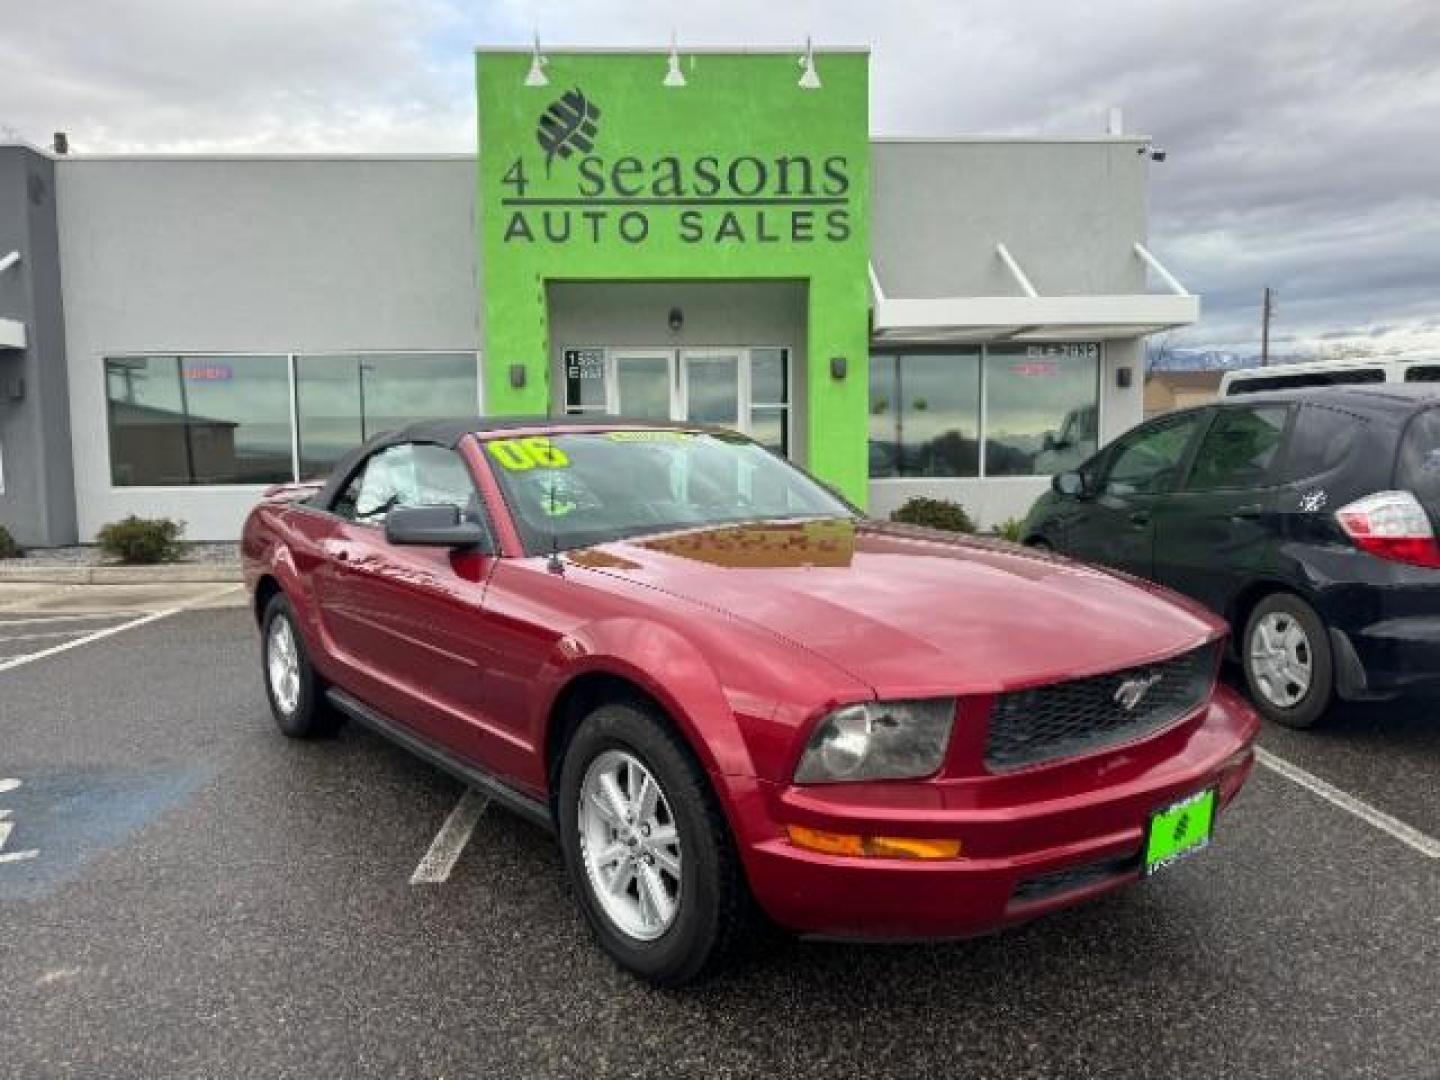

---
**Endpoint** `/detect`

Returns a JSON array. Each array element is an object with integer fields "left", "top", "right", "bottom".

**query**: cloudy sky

[{"left": 4, "top": 0, "right": 1437, "bottom": 361}]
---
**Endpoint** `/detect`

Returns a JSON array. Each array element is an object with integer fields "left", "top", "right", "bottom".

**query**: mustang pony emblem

[{"left": 1114, "top": 671, "right": 1163, "bottom": 711}]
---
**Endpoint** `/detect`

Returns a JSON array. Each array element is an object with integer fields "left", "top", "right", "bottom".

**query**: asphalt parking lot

[{"left": 2, "top": 585, "right": 1438, "bottom": 1079}]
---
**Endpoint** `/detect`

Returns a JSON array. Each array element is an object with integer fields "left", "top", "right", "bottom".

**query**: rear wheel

[
  {"left": 557, "top": 701, "right": 749, "bottom": 986},
  {"left": 1242, "top": 593, "right": 1334, "bottom": 729},
  {"left": 261, "top": 594, "right": 342, "bottom": 739}
]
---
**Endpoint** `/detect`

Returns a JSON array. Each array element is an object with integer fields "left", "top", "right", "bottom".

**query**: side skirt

[{"left": 326, "top": 688, "right": 555, "bottom": 834}]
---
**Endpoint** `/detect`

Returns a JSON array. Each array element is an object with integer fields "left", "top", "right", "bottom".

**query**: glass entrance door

[
  {"left": 611, "top": 350, "right": 673, "bottom": 419},
  {"left": 679, "top": 350, "right": 742, "bottom": 427},
  {"left": 559, "top": 345, "right": 791, "bottom": 456}
]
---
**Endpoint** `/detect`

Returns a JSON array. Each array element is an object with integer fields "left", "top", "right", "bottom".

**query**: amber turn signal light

[{"left": 786, "top": 825, "right": 961, "bottom": 860}]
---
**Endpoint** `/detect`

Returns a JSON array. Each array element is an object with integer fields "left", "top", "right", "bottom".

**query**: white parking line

[
  {"left": 0, "top": 584, "right": 241, "bottom": 674},
  {"left": 1257, "top": 747, "right": 1440, "bottom": 859},
  {"left": 410, "top": 789, "right": 489, "bottom": 885},
  {"left": 0, "top": 629, "right": 98, "bottom": 644}
]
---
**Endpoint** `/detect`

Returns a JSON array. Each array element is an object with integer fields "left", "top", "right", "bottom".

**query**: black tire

[
  {"left": 557, "top": 701, "right": 750, "bottom": 986},
  {"left": 1242, "top": 593, "right": 1334, "bottom": 729},
  {"left": 260, "top": 593, "right": 343, "bottom": 739}
]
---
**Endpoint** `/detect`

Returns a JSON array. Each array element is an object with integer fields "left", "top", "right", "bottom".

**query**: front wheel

[
  {"left": 557, "top": 702, "right": 749, "bottom": 986},
  {"left": 1242, "top": 593, "right": 1334, "bottom": 729},
  {"left": 261, "top": 594, "right": 342, "bottom": 739}
]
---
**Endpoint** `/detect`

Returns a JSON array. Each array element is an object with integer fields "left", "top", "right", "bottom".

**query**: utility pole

[{"left": 1261, "top": 287, "right": 1275, "bottom": 366}]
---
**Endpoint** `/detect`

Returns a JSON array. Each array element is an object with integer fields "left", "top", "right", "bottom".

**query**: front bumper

[{"left": 727, "top": 684, "right": 1259, "bottom": 939}]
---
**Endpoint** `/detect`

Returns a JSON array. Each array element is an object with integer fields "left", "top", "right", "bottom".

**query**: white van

[{"left": 1220, "top": 357, "right": 1440, "bottom": 396}]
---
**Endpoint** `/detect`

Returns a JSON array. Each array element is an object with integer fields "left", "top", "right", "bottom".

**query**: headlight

[{"left": 793, "top": 699, "right": 955, "bottom": 783}]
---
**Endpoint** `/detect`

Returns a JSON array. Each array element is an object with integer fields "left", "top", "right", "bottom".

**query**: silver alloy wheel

[
  {"left": 267, "top": 614, "right": 302, "bottom": 716},
  {"left": 577, "top": 749, "right": 683, "bottom": 942},
  {"left": 1249, "top": 611, "right": 1313, "bottom": 709}
]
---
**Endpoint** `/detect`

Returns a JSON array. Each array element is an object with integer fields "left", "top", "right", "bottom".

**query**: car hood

[{"left": 568, "top": 518, "right": 1224, "bottom": 698}]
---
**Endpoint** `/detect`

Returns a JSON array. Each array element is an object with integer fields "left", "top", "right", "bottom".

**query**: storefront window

[
  {"left": 868, "top": 351, "right": 981, "bottom": 477},
  {"left": 984, "top": 344, "right": 1100, "bottom": 476},
  {"left": 295, "top": 352, "right": 479, "bottom": 479},
  {"left": 105, "top": 355, "right": 291, "bottom": 486}
]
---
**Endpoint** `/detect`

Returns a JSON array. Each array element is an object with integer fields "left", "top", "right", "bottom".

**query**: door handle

[
  {"left": 335, "top": 549, "right": 350, "bottom": 562},
  {"left": 1232, "top": 505, "right": 1263, "bottom": 520},
  {"left": 1129, "top": 511, "right": 1151, "bottom": 527}
]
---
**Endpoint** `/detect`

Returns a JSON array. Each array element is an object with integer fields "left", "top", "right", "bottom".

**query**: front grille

[
  {"left": 985, "top": 643, "right": 1218, "bottom": 772},
  {"left": 1010, "top": 852, "right": 1140, "bottom": 906}
]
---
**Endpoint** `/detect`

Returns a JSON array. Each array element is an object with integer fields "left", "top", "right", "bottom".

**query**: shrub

[
  {"left": 889, "top": 497, "right": 976, "bottom": 534},
  {"left": 96, "top": 516, "right": 185, "bottom": 564},
  {"left": 0, "top": 524, "right": 22, "bottom": 559},
  {"left": 995, "top": 517, "right": 1026, "bottom": 543}
]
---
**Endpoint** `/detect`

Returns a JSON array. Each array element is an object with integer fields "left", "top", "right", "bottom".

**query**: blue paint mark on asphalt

[{"left": 0, "top": 766, "right": 213, "bottom": 901}]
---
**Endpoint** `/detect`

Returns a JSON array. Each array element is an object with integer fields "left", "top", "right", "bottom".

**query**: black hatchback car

[{"left": 1022, "top": 385, "right": 1440, "bottom": 728}]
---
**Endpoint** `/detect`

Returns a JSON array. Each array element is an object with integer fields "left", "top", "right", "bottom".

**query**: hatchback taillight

[{"left": 1335, "top": 491, "right": 1440, "bottom": 568}]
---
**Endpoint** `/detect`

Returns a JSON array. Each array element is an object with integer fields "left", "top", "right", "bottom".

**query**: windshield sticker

[
  {"left": 1299, "top": 489, "right": 1327, "bottom": 512},
  {"left": 488, "top": 437, "right": 570, "bottom": 471},
  {"left": 604, "top": 431, "right": 694, "bottom": 443}
]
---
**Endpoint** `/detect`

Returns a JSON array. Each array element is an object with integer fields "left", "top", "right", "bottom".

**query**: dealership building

[{"left": 0, "top": 47, "right": 1198, "bottom": 546}]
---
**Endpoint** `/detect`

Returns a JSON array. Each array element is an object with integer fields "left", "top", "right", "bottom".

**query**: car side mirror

[
  {"left": 1053, "top": 471, "right": 1086, "bottom": 497},
  {"left": 385, "top": 505, "right": 493, "bottom": 552}
]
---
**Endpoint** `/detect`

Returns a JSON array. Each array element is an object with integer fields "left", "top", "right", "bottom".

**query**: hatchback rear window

[
  {"left": 1282, "top": 404, "right": 1363, "bottom": 482},
  {"left": 1396, "top": 409, "right": 1440, "bottom": 522}
]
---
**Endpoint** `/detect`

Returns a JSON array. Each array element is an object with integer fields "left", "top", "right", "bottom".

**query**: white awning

[
  {"left": 0, "top": 251, "right": 23, "bottom": 349},
  {"left": 871, "top": 242, "right": 1200, "bottom": 344},
  {"left": 0, "top": 317, "right": 24, "bottom": 350}
]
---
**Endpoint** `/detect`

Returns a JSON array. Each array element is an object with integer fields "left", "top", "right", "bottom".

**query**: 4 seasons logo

[
  {"left": 536, "top": 89, "right": 601, "bottom": 176},
  {"left": 499, "top": 87, "right": 854, "bottom": 247}
]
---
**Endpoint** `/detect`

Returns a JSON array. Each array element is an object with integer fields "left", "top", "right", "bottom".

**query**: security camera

[{"left": 1137, "top": 144, "right": 1167, "bottom": 162}]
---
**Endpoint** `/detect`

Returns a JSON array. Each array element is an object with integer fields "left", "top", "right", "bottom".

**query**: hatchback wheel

[
  {"left": 1243, "top": 594, "right": 1334, "bottom": 729},
  {"left": 261, "top": 594, "right": 342, "bottom": 738},
  {"left": 557, "top": 701, "right": 749, "bottom": 986}
]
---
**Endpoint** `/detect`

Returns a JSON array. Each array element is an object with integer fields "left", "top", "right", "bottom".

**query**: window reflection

[
  {"left": 869, "top": 344, "right": 1101, "bottom": 479},
  {"left": 984, "top": 345, "right": 1100, "bottom": 477},
  {"left": 295, "top": 353, "right": 478, "bottom": 479},
  {"left": 105, "top": 355, "right": 291, "bottom": 486},
  {"left": 868, "top": 351, "right": 980, "bottom": 477}
]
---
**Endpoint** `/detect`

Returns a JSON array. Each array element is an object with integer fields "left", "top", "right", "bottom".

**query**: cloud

[{"left": 2, "top": 0, "right": 1436, "bottom": 358}]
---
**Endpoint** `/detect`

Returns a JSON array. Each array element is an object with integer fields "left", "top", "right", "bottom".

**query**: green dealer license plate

[{"left": 1143, "top": 788, "right": 1217, "bottom": 876}]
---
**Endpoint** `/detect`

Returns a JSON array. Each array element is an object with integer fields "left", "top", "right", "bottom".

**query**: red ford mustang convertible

[{"left": 242, "top": 419, "right": 1259, "bottom": 984}]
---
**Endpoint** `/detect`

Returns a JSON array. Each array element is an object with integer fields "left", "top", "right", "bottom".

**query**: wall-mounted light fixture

[
  {"left": 667, "top": 307, "right": 684, "bottom": 333},
  {"left": 524, "top": 33, "right": 549, "bottom": 87},
  {"left": 1116, "top": 366, "right": 1133, "bottom": 389},
  {"left": 798, "top": 37, "right": 821, "bottom": 90},
  {"left": 829, "top": 356, "right": 847, "bottom": 380},
  {"left": 663, "top": 33, "right": 687, "bottom": 88},
  {"left": 509, "top": 363, "right": 528, "bottom": 389}
]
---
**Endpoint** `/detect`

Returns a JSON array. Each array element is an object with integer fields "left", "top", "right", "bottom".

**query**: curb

[{"left": 0, "top": 563, "right": 243, "bottom": 585}]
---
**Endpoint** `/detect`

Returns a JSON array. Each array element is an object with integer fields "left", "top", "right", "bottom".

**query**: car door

[
  {"left": 1152, "top": 403, "right": 1292, "bottom": 614},
  {"left": 321, "top": 442, "right": 510, "bottom": 766},
  {"left": 1056, "top": 410, "right": 1206, "bottom": 578}
]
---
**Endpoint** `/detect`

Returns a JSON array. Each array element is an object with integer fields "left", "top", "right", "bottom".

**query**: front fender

[{"left": 533, "top": 616, "right": 766, "bottom": 780}]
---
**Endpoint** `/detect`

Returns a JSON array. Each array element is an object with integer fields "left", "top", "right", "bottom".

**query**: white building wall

[
  {"left": 56, "top": 156, "right": 479, "bottom": 541},
  {"left": 865, "top": 139, "right": 1157, "bottom": 528}
]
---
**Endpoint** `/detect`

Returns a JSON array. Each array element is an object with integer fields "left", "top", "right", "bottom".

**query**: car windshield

[{"left": 482, "top": 429, "right": 855, "bottom": 553}]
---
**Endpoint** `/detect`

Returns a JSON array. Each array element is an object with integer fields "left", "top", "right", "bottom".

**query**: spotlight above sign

[
  {"left": 525, "top": 33, "right": 549, "bottom": 87},
  {"left": 798, "top": 37, "right": 821, "bottom": 90},
  {"left": 664, "top": 34, "right": 687, "bottom": 88}
]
